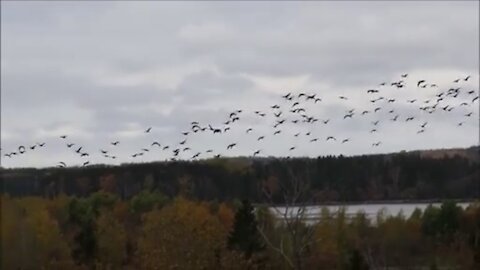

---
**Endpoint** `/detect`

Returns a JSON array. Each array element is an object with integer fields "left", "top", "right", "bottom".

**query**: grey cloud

[{"left": 174, "top": 70, "right": 255, "bottom": 102}]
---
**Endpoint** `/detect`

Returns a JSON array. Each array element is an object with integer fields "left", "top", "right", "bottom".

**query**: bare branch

[{"left": 256, "top": 225, "right": 295, "bottom": 269}]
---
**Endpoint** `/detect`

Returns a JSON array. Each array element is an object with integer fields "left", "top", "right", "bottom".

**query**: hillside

[{"left": 1, "top": 146, "right": 479, "bottom": 203}]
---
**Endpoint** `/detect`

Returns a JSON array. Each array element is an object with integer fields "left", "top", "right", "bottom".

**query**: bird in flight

[
  {"left": 209, "top": 125, "right": 222, "bottom": 134},
  {"left": 145, "top": 127, "right": 152, "bottom": 133},
  {"left": 306, "top": 94, "right": 317, "bottom": 101},
  {"left": 227, "top": 143, "right": 237, "bottom": 150},
  {"left": 326, "top": 136, "right": 336, "bottom": 141}
]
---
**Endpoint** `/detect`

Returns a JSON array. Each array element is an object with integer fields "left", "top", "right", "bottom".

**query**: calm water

[{"left": 270, "top": 202, "right": 475, "bottom": 222}]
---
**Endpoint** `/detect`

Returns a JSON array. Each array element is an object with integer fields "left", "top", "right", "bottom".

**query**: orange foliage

[
  {"left": 136, "top": 197, "right": 228, "bottom": 269},
  {"left": 217, "top": 203, "right": 235, "bottom": 231}
]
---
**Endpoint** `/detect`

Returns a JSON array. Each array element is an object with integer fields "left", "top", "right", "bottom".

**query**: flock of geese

[{"left": 1, "top": 73, "right": 478, "bottom": 168}]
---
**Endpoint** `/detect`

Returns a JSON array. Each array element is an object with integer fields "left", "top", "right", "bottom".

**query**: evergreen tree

[
  {"left": 348, "top": 248, "right": 369, "bottom": 270},
  {"left": 227, "top": 199, "right": 265, "bottom": 258}
]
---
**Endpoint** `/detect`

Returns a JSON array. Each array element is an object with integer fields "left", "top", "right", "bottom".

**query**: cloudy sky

[{"left": 1, "top": 1, "right": 479, "bottom": 168}]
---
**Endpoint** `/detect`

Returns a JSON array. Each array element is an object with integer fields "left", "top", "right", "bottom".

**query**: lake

[{"left": 269, "top": 201, "right": 476, "bottom": 223}]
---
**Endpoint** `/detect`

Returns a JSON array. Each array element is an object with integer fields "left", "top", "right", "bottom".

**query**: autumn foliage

[{"left": 1, "top": 193, "right": 479, "bottom": 269}]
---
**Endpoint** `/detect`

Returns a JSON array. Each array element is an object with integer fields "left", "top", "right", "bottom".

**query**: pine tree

[{"left": 227, "top": 199, "right": 265, "bottom": 258}]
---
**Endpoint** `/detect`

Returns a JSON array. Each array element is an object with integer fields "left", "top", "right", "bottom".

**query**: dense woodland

[
  {"left": 1, "top": 148, "right": 480, "bottom": 269},
  {"left": 2, "top": 147, "right": 479, "bottom": 203},
  {"left": 1, "top": 193, "right": 480, "bottom": 269}
]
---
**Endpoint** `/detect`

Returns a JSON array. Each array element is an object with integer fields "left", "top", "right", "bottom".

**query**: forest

[
  {"left": 2, "top": 147, "right": 479, "bottom": 203},
  {"left": 1, "top": 192, "right": 479, "bottom": 269},
  {"left": 2, "top": 148, "right": 479, "bottom": 269}
]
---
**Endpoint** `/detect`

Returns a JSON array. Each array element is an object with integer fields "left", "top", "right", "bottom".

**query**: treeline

[
  {"left": 2, "top": 148, "right": 479, "bottom": 203},
  {"left": 1, "top": 192, "right": 479, "bottom": 269}
]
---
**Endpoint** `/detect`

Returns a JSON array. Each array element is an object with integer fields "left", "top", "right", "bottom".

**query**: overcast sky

[{"left": 1, "top": 1, "right": 479, "bottom": 168}]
